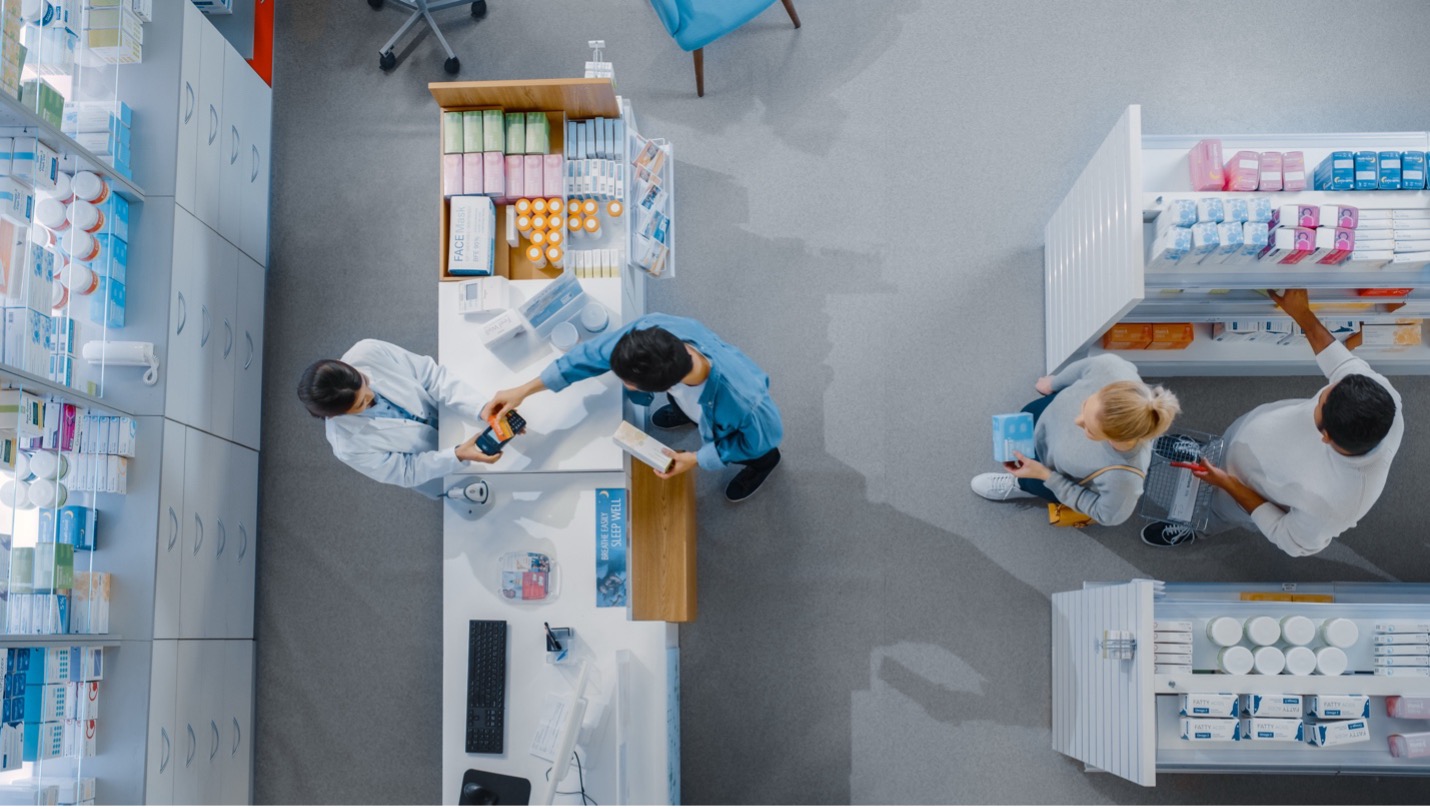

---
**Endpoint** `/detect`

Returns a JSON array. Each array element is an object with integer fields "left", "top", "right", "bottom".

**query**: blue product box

[
  {"left": 1222, "top": 198, "right": 1249, "bottom": 224},
  {"left": 1354, "top": 151, "right": 1379, "bottom": 190},
  {"left": 99, "top": 194, "right": 128, "bottom": 242},
  {"left": 1196, "top": 197, "right": 1224, "bottom": 224},
  {"left": 992, "top": 412, "right": 1036, "bottom": 463},
  {"left": 118, "top": 102, "right": 131, "bottom": 127},
  {"left": 21, "top": 720, "right": 63, "bottom": 762},
  {"left": 92, "top": 233, "right": 126, "bottom": 284},
  {"left": 51, "top": 316, "right": 76, "bottom": 354},
  {"left": 60, "top": 505, "right": 94, "bottom": 550},
  {"left": 68, "top": 647, "right": 101, "bottom": 681},
  {"left": 1378, "top": 151, "right": 1402, "bottom": 190},
  {"left": 89, "top": 277, "right": 125, "bottom": 328},
  {"left": 1402, "top": 151, "right": 1427, "bottom": 190},
  {"left": 24, "top": 649, "right": 69, "bottom": 686},
  {"left": 1314, "top": 151, "right": 1354, "bottom": 190},
  {"left": 1247, "top": 197, "right": 1275, "bottom": 223}
]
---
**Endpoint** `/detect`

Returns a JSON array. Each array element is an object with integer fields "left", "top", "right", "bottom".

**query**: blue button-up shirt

[{"left": 539, "top": 313, "right": 783, "bottom": 470}]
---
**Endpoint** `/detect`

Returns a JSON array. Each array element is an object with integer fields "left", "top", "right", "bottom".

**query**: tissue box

[
  {"left": 1101, "top": 322, "right": 1152, "bottom": 350},
  {"left": 1282, "top": 151, "right": 1307, "bottom": 191},
  {"left": 1222, "top": 197, "right": 1249, "bottom": 224},
  {"left": 1308, "top": 694, "right": 1370, "bottom": 719},
  {"left": 1315, "top": 151, "right": 1354, "bottom": 190},
  {"left": 1224, "top": 150, "right": 1259, "bottom": 191},
  {"left": 1246, "top": 694, "right": 1303, "bottom": 718},
  {"left": 1189, "top": 221, "right": 1220, "bottom": 259},
  {"left": 447, "top": 196, "right": 496, "bottom": 276},
  {"left": 1180, "top": 717, "right": 1241, "bottom": 741},
  {"left": 1188, "top": 139, "right": 1224, "bottom": 191},
  {"left": 1210, "top": 222, "right": 1245, "bottom": 262},
  {"left": 1241, "top": 717, "right": 1304, "bottom": 742},
  {"left": 1309, "top": 719, "right": 1371, "bottom": 747},
  {"left": 1401, "top": 151, "right": 1427, "bottom": 190},
  {"left": 991, "top": 412, "right": 1035, "bottom": 462},
  {"left": 1148, "top": 322, "right": 1194, "bottom": 350},
  {"left": 1354, "top": 151, "right": 1379, "bottom": 190},
  {"left": 1180, "top": 693, "right": 1239, "bottom": 717},
  {"left": 1379, "top": 151, "right": 1403, "bottom": 189}
]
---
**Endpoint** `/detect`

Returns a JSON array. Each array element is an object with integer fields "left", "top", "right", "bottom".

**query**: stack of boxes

[
  {"left": 1148, "top": 196, "right": 1276, "bottom": 271},
  {"left": 1153, "top": 620, "right": 1193, "bottom": 675},
  {"left": 1375, "top": 621, "right": 1430, "bottom": 677},
  {"left": 564, "top": 117, "right": 624, "bottom": 201},
  {"left": 20, "top": 646, "right": 101, "bottom": 763},
  {"left": 21, "top": 1, "right": 76, "bottom": 79},
  {"left": 21, "top": 78, "right": 64, "bottom": 129},
  {"left": 81, "top": 0, "right": 146, "bottom": 64},
  {"left": 1188, "top": 139, "right": 1307, "bottom": 192},
  {"left": 1315, "top": 150, "right": 1428, "bottom": 191},
  {"left": 0, "top": 1, "right": 25, "bottom": 100},
  {"left": 1, "top": 648, "right": 28, "bottom": 769},
  {"left": 63, "top": 102, "right": 133, "bottom": 179},
  {"left": 1178, "top": 692, "right": 1376, "bottom": 746},
  {"left": 1100, "top": 322, "right": 1194, "bottom": 351},
  {"left": 443, "top": 110, "right": 563, "bottom": 203}
]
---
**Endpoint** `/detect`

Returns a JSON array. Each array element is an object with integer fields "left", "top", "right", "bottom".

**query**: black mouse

[{"left": 460, "top": 782, "right": 499, "bottom": 805}]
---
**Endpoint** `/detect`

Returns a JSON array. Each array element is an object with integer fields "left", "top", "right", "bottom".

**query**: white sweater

[{"left": 1212, "top": 341, "right": 1403, "bottom": 556}]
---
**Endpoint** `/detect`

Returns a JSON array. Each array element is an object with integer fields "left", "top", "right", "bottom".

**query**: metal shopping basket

[{"left": 1140, "top": 429, "right": 1225, "bottom": 533}]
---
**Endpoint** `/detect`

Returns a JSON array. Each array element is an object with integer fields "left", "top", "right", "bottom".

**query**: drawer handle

[
  {"left": 193, "top": 514, "right": 204, "bottom": 555},
  {"left": 224, "top": 319, "right": 234, "bottom": 359},
  {"left": 238, "top": 523, "right": 249, "bottom": 561},
  {"left": 216, "top": 519, "right": 226, "bottom": 559},
  {"left": 176, "top": 292, "right": 186, "bottom": 334},
  {"left": 244, "top": 332, "right": 254, "bottom": 370},
  {"left": 201, "top": 305, "right": 211, "bottom": 347},
  {"left": 230, "top": 126, "right": 240, "bottom": 164},
  {"left": 186, "top": 724, "right": 196, "bottom": 767},
  {"left": 232, "top": 717, "right": 240, "bottom": 755},
  {"left": 209, "top": 720, "right": 219, "bottom": 760},
  {"left": 251, "top": 145, "right": 259, "bottom": 182},
  {"left": 208, "top": 105, "right": 218, "bottom": 145},
  {"left": 168, "top": 507, "right": 178, "bottom": 551},
  {"left": 184, "top": 82, "right": 195, "bottom": 124},
  {"left": 160, "top": 727, "right": 171, "bottom": 774}
]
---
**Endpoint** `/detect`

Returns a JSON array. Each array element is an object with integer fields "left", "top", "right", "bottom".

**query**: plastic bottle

[
  {"left": 65, "top": 230, "right": 99, "bottom": 262},
  {"left": 63, "top": 263, "right": 98, "bottom": 296},
  {"left": 70, "top": 200, "right": 105, "bottom": 234},
  {"left": 581, "top": 199, "right": 598, "bottom": 217},
  {"left": 35, "top": 197, "right": 69, "bottom": 231},
  {"left": 531, "top": 198, "right": 548, "bottom": 216},
  {"left": 51, "top": 280, "right": 68, "bottom": 311},
  {"left": 514, "top": 198, "right": 532, "bottom": 217},
  {"left": 546, "top": 229, "right": 564, "bottom": 248},
  {"left": 49, "top": 171, "right": 73, "bottom": 204},
  {"left": 71, "top": 171, "right": 110, "bottom": 204},
  {"left": 529, "top": 229, "right": 546, "bottom": 247},
  {"left": 582, "top": 217, "right": 601, "bottom": 239},
  {"left": 516, "top": 215, "right": 533, "bottom": 237},
  {"left": 607, "top": 200, "right": 624, "bottom": 218},
  {"left": 547, "top": 198, "right": 564, "bottom": 217},
  {"left": 525, "top": 244, "right": 546, "bottom": 268},
  {"left": 545, "top": 245, "right": 563, "bottom": 269}
]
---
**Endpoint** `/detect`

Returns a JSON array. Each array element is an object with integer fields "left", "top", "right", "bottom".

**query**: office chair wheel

[
  {"left": 444, "top": 56, "right": 461, "bottom": 75},
  {"left": 472, "top": 1, "right": 487, "bottom": 18},
  {"left": 379, "top": 50, "right": 396, "bottom": 71},
  {"left": 368, "top": 0, "right": 382, "bottom": 8}
]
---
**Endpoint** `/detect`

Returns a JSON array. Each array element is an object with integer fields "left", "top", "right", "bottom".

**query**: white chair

[{"left": 367, "top": 0, "right": 488, "bottom": 75}]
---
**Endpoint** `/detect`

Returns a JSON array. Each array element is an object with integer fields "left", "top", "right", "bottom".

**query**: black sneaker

[
  {"left": 726, "top": 452, "right": 781, "bottom": 502},
  {"left": 1141, "top": 521, "right": 1197, "bottom": 547},
  {"left": 651, "top": 405, "right": 694, "bottom": 429}
]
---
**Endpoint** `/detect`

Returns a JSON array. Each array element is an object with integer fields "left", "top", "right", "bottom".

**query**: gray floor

[{"left": 257, "top": 0, "right": 1430, "bottom": 804}]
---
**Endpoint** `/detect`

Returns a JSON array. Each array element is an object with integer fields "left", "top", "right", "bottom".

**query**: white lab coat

[{"left": 323, "top": 339, "right": 486, "bottom": 498}]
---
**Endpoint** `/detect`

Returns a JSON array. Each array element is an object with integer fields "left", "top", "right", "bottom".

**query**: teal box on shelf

[
  {"left": 38, "top": 505, "right": 94, "bottom": 550},
  {"left": 992, "top": 412, "right": 1036, "bottom": 463},
  {"left": 1378, "top": 151, "right": 1402, "bottom": 190},
  {"left": 89, "top": 277, "right": 125, "bottom": 328},
  {"left": 1353, "top": 151, "right": 1379, "bottom": 190},
  {"left": 92, "top": 234, "right": 126, "bottom": 284},
  {"left": 1403, "top": 151, "right": 1427, "bottom": 190},
  {"left": 98, "top": 194, "right": 128, "bottom": 242}
]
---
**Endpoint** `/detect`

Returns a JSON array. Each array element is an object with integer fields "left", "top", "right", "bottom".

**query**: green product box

[
  {"left": 504, "top": 112, "right": 525, "bottom": 155},
  {"left": 34, "top": 542, "right": 73, "bottom": 593},
  {"left": 10, "top": 547, "right": 34, "bottom": 594},
  {"left": 482, "top": 109, "right": 504, "bottom": 152},
  {"left": 442, "top": 111, "right": 463, "bottom": 154},
  {"left": 461, "top": 110, "right": 483, "bottom": 152},
  {"left": 524, "top": 112, "right": 549, "bottom": 155},
  {"left": 22, "top": 80, "right": 63, "bottom": 130}
]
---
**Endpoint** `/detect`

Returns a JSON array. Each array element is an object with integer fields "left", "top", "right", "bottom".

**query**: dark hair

[
  {"left": 1321, "top": 374, "right": 1396, "bottom": 455},
  {"left": 298, "top": 359, "right": 364, "bottom": 418},
  {"left": 609, "top": 327, "right": 692, "bottom": 392}
]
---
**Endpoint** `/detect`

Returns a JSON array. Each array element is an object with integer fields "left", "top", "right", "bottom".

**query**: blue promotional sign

[{"left": 596, "top": 488, "right": 628, "bottom": 607}]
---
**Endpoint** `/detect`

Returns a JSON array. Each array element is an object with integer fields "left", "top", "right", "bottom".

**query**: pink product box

[
  {"left": 1387, "top": 696, "right": 1430, "bottom": 719},
  {"left": 543, "top": 154, "right": 564, "bottom": 197},
  {"left": 462, "top": 153, "right": 484, "bottom": 195},
  {"left": 1281, "top": 204, "right": 1319, "bottom": 228},
  {"left": 1259, "top": 151, "right": 1284, "bottom": 191},
  {"left": 504, "top": 155, "right": 524, "bottom": 202},
  {"left": 483, "top": 152, "right": 505, "bottom": 198},
  {"left": 1189, "top": 138, "right": 1225, "bottom": 191},
  {"left": 1320, "top": 205, "right": 1358, "bottom": 229},
  {"left": 1265, "top": 227, "right": 1316, "bottom": 264},
  {"left": 1224, "top": 150, "right": 1260, "bottom": 191},
  {"left": 443, "top": 154, "right": 463, "bottom": 197},
  {"left": 1313, "top": 228, "right": 1356, "bottom": 264},
  {"left": 1283, "top": 151, "right": 1307, "bottom": 191},
  {"left": 523, "top": 154, "right": 544, "bottom": 198}
]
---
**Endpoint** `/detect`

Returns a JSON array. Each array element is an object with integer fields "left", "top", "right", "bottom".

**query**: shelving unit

[
  {"left": 1052, "top": 580, "right": 1430, "bottom": 786},
  {"left": 1045, "top": 105, "right": 1430, "bottom": 375},
  {"left": 0, "top": 92, "right": 145, "bottom": 201}
]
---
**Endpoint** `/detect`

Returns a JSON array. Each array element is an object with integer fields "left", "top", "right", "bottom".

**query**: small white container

[
  {"left": 1322, "top": 618, "right": 1359, "bottom": 649},
  {"left": 50, "top": 170, "right": 73, "bottom": 204},
  {"left": 64, "top": 230, "right": 99, "bottom": 262},
  {"left": 1280, "top": 615, "right": 1316, "bottom": 647},
  {"left": 550, "top": 321, "right": 579, "bottom": 352},
  {"left": 1315, "top": 646, "right": 1349, "bottom": 676},
  {"left": 1218, "top": 646, "right": 1254, "bottom": 675},
  {"left": 35, "top": 197, "right": 69, "bottom": 231},
  {"left": 26, "top": 478, "right": 66, "bottom": 508},
  {"left": 1253, "top": 646, "right": 1286, "bottom": 675},
  {"left": 1207, "top": 616, "right": 1243, "bottom": 647},
  {"left": 71, "top": 171, "right": 109, "bottom": 204},
  {"left": 70, "top": 200, "right": 103, "bottom": 233},
  {"left": 0, "top": 479, "right": 31, "bottom": 509},
  {"left": 580, "top": 302, "right": 609, "bottom": 332},
  {"left": 1284, "top": 646, "right": 1317, "bottom": 676},
  {"left": 64, "top": 263, "right": 98, "bottom": 296},
  {"left": 27, "top": 451, "right": 67, "bottom": 481},
  {"left": 1245, "top": 616, "right": 1281, "bottom": 647},
  {"left": 14, "top": 451, "right": 32, "bottom": 481}
]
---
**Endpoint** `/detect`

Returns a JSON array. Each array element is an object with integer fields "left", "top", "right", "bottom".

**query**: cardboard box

[
  {"left": 1309, "top": 719, "right": 1371, "bottom": 747},
  {"left": 1180, "top": 693, "right": 1239, "bottom": 717},
  {"left": 1148, "top": 322, "right": 1194, "bottom": 350},
  {"left": 1102, "top": 323, "right": 1153, "bottom": 350},
  {"left": 1241, "top": 717, "right": 1303, "bottom": 742},
  {"left": 613, "top": 421, "right": 675, "bottom": 473},
  {"left": 1246, "top": 694, "right": 1303, "bottom": 718},
  {"left": 991, "top": 412, "right": 1035, "bottom": 463},
  {"left": 1180, "top": 717, "right": 1240, "bottom": 741},
  {"left": 447, "top": 196, "right": 496, "bottom": 276},
  {"left": 1308, "top": 694, "right": 1370, "bottom": 719}
]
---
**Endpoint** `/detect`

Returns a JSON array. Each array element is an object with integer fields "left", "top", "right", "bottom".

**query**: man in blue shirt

[{"left": 482, "top": 313, "right": 784, "bottom": 501}]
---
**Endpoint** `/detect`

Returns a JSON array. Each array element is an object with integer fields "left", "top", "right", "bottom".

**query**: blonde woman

[{"left": 972, "top": 355, "right": 1181, "bottom": 527}]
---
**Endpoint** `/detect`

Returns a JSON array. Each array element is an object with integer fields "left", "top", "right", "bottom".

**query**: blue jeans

[{"left": 1016, "top": 393, "right": 1061, "bottom": 504}]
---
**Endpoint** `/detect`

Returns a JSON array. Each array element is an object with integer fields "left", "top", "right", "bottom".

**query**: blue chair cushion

[
  {"left": 655, "top": 0, "right": 780, "bottom": 52},
  {"left": 648, "top": 0, "right": 681, "bottom": 36}
]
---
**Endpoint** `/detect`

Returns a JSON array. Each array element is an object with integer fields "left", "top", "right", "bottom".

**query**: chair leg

[
  {"left": 693, "top": 48, "right": 705, "bottom": 97},
  {"left": 781, "top": 0, "right": 801, "bottom": 28}
]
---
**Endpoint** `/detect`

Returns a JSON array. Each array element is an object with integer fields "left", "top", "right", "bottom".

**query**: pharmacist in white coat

[
  {"left": 1141, "top": 290, "right": 1403, "bottom": 553},
  {"left": 298, "top": 339, "right": 500, "bottom": 498}
]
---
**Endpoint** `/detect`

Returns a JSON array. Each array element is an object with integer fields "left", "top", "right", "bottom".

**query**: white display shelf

[
  {"left": 0, "top": 363, "right": 137, "bottom": 419},
  {"left": 1090, "top": 322, "right": 1430, "bottom": 376},
  {"left": 1045, "top": 106, "right": 1430, "bottom": 375},
  {"left": 1127, "top": 288, "right": 1425, "bottom": 315},
  {"left": 0, "top": 95, "right": 145, "bottom": 203},
  {"left": 0, "top": 634, "right": 121, "bottom": 647}
]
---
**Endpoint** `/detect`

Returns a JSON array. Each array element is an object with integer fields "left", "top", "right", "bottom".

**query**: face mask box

[
  {"left": 991, "top": 413, "right": 1035, "bottom": 463},
  {"left": 447, "top": 196, "right": 496, "bottom": 276},
  {"left": 1188, "top": 139, "right": 1224, "bottom": 191},
  {"left": 1314, "top": 151, "right": 1354, "bottom": 190},
  {"left": 1282, "top": 151, "right": 1307, "bottom": 191},
  {"left": 1246, "top": 197, "right": 1275, "bottom": 223},
  {"left": 1378, "top": 151, "right": 1402, "bottom": 189},
  {"left": 1400, "top": 151, "right": 1427, "bottom": 190},
  {"left": 1258, "top": 152, "right": 1283, "bottom": 191},
  {"left": 1241, "top": 717, "right": 1303, "bottom": 741},
  {"left": 1180, "top": 717, "right": 1241, "bottom": 741},
  {"left": 1179, "top": 693, "right": 1239, "bottom": 717},
  {"left": 1309, "top": 719, "right": 1370, "bottom": 747},
  {"left": 1155, "top": 199, "right": 1197, "bottom": 233},
  {"left": 1246, "top": 693, "right": 1303, "bottom": 718},
  {"left": 1308, "top": 694, "right": 1370, "bottom": 719}
]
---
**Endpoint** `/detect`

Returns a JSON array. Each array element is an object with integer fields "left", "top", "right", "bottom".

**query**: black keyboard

[{"left": 465, "top": 620, "right": 508, "bottom": 754}]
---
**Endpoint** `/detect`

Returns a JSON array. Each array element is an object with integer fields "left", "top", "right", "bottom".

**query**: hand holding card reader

[{"left": 476, "top": 410, "right": 526, "bottom": 456}]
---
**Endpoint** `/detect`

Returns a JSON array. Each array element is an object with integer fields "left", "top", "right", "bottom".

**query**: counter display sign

[{"left": 596, "top": 488, "right": 628, "bottom": 607}]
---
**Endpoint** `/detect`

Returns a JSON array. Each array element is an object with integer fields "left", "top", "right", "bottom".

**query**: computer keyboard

[{"left": 465, "top": 620, "right": 508, "bottom": 754}]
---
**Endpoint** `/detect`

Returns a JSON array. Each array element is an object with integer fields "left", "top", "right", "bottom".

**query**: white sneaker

[{"left": 971, "top": 473, "right": 1037, "bottom": 501}]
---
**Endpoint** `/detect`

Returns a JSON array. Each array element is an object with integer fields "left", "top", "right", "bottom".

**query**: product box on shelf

[
  {"left": 37, "top": 505, "right": 94, "bottom": 550},
  {"left": 1308, "top": 719, "right": 1371, "bottom": 747},
  {"left": 1180, "top": 717, "right": 1241, "bottom": 741},
  {"left": 20, "top": 683, "right": 65, "bottom": 724},
  {"left": 1387, "top": 695, "right": 1430, "bottom": 719},
  {"left": 1246, "top": 693, "right": 1302, "bottom": 718},
  {"left": 20, "top": 719, "right": 62, "bottom": 762},
  {"left": 1314, "top": 151, "right": 1354, "bottom": 190},
  {"left": 1223, "top": 150, "right": 1259, "bottom": 192},
  {"left": 1308, "top": 694, "right": 1370, "bottom": 719},
  {"left": 1179, "top": 693, "right": 1239, "bottom": 717},
  {"left": 1102, "top": 322, "right": 1153, "bottom": 350},
  {"left": 66, "top": 680, "right": 98, "bottom": 721},
  {"left": 1240, "top": 717, "right": 1303, "bottom": 742},
  {"left": 1188, "top": 138, "right": 1224, "bottom": 191}
]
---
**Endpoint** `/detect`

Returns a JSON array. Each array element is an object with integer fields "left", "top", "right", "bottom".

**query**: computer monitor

[{"left": 531, "top": 662, "right": 591, "bottom": 805}]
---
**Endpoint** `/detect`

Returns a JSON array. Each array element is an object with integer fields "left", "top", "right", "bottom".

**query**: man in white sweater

[{"left": 1143, "top": 289, "right": 1402, "bottom": 554}]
